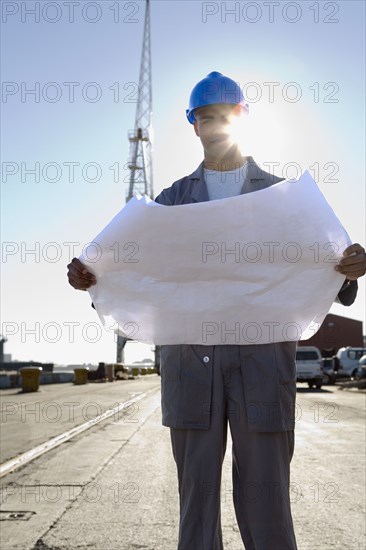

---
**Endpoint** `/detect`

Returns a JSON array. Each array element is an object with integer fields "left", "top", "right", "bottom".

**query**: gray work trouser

[{"left": 169, "top": 345, "right": 298, "bottom": 550}]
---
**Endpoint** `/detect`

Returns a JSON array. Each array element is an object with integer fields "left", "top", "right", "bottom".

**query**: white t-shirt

[{"left": 204, "top": 161, "right": 249, "bottom": 201}]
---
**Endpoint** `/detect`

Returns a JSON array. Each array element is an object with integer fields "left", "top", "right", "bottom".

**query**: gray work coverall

[{"left": 153, "top": 158, "right": 357, "bottom": 550}]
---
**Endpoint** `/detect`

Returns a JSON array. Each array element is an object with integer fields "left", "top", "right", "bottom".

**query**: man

[{"left": 67, "top": 72, "right": 366, "bottom": 550}]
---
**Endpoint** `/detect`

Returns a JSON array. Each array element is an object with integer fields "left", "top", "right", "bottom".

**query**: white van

[
  {"left": 295, "top": 346, "right": 323, "bottom": 389},
  {"left": 336, "top": 347, "right": 366, "bottom": 378}
]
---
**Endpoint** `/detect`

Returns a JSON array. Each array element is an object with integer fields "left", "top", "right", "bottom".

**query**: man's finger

[
  {"left": 68, "top": 257, "right": 95, "bottom": 277},
  {"left": 68, "top": 258, "right": 86, "bottom": 273},
  {"left": 68, "top": 262, "right": 96, "bottom": 282},
  {"left": 67, "top": 273, "right": 96, "bottom": 289},
  {"left": 70, "top": 278, "right": 94, "bottom": 290},
  {"left": 337, "top": 265, "right": 365, "bottom": 274},
  {"left": 342, "top": 243, "right": 365, "bottom": 257},
  {"left": 337, "top": 253, "right": 366, "bottom": 267}
]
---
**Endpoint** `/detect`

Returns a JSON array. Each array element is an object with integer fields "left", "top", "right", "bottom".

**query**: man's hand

[
  {"left": 67, "top": 257, "right": 97, "bottom": 290},
  {"left": 335, "top": 243, "right": 366, "bottom": 281}
]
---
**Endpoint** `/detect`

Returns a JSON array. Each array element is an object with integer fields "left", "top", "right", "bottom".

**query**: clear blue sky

[{"left": 1, "top": 0, "right": 365, "bottom": 364}]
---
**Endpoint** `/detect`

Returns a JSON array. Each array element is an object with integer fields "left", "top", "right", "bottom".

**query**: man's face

[{"left": 193, "top": 103, "right": 244, "bottom": 158}]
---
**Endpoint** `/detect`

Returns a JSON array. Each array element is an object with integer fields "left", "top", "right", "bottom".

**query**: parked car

[
  {"left": 354, "top": 355, "right": 366, "bottom": 381},
  {"left": 336, "top": 347, "right": 366, "bottom": 378},
  {"left": 296, "top": 346, "right": 323, "bottom": 389},
  {"left": 321, "top": 357, "right": 337, "bottom": 385}
]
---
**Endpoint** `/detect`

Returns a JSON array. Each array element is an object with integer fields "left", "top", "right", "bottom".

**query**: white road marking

[{"left": 0, "top": 386, "right": 159, "bottom": 478}]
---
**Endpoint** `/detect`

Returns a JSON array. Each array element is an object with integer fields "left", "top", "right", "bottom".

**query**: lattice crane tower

[
  {"left": 126, "top": 0, "right": 153, "bottom": 202},
  {"left": 116, "top": 0, "right": 154, "bottom": 364}
]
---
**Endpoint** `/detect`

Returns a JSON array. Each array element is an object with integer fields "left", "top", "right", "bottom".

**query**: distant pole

[{"left": 0, "top": 336, "right": 7, "bottom": 363}]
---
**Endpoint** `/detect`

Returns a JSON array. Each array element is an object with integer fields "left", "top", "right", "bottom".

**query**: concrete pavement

[
  {"left": 0, "top": 376, "right": 162, "bottom": 464},
  {"left": 0, "top": 378, "right": 365, "bottom": 549}
]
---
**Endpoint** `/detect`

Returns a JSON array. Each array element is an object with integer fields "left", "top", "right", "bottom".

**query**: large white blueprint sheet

[{"left": 81, "top": 171, "right": 350, "bottom": 345}]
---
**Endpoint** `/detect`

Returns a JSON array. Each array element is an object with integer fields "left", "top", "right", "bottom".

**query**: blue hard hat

[{"left": 186, "top": 71, "right": 249, "bottom": 124}]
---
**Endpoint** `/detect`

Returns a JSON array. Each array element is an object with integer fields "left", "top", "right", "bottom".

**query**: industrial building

[{"left": 300, "top": 313, "right": 363, "bottom": 357}]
